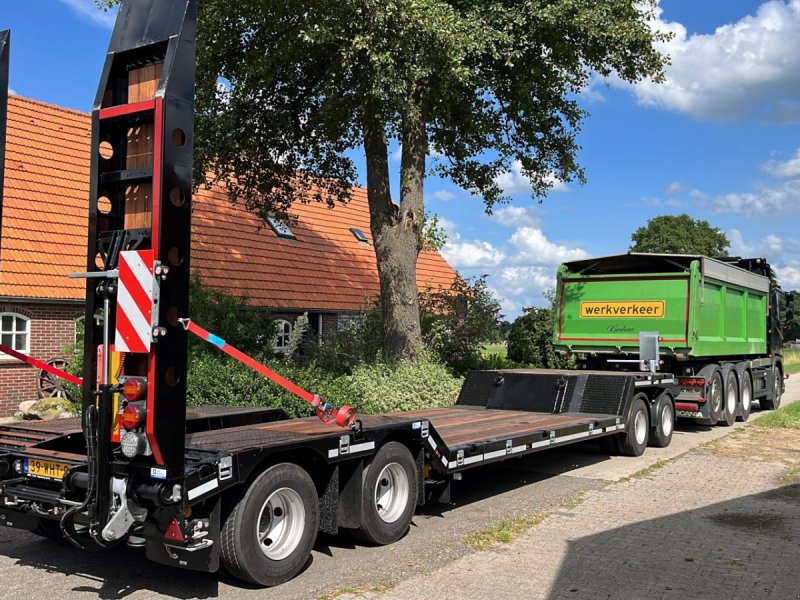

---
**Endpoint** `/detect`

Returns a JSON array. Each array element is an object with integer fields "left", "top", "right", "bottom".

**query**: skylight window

[
  {"left": 267, "top": 215, "right": 296, "bottom": 240},
  {"left": 350, "top": 228, "right": 369, "bottom": 244}
]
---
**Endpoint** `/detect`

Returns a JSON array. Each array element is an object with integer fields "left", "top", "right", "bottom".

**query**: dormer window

[
  {"left": 267, "top": 215, "right": 296, "bottom": 240},
  {"left": 350, "top": 228, "right": 369, "bottom": 244}
]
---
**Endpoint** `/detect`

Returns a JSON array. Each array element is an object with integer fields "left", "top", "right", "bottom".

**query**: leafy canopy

[
  {"left": 98, "top": 0, "right": 669, "bottom": 219},
  {"left": 630, "top": 214, "right": 730, "bottom": 258}
]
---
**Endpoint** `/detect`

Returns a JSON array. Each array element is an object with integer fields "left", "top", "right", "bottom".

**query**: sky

[{"left": 3, "top": 0, "right": 800, "bottom": 319}]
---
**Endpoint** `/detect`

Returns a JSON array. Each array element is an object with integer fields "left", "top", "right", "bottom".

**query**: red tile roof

[{"left": 0, "top": 96, "right": 458, "bottom": 311}]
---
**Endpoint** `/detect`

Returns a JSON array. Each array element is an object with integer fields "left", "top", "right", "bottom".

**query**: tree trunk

[{"left": 364, "top": 104, "right": 426, "bottom": 360}]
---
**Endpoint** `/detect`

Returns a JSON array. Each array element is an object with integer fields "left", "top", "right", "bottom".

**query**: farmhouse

[{"left": 0, "top": 95, "right": 457, "bottom": 414}]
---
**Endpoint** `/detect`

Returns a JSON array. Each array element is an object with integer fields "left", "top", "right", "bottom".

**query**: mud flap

[{"left": 145, "top": 498, "right": 220, "bottom": 573}]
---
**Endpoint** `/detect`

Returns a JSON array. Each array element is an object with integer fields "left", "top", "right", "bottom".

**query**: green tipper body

[{"left": 553, "top": 254, "right": 771, "bottom": 358}]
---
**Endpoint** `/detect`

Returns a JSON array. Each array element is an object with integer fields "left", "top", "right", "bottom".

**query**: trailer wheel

[
  {"left": 220, "top": 463, "right": 319, "bottom": 587},
  {"left": 708, "top": 371, "right": 724, "bottom": 423},
  {"left": 354, "top": 442, "right": 418, "bottom": 546},
  {"left": 649, "top": 393, "right": 674, "bottom": 448},
  {"left": 737, "top": 372, "right": 752, "bottom": 422},
  {"left": 619, "top": 396, "right": 649, "bottom": 457},
  {"left": 719, "top": 371, "right": 738, "bottom": 427},
  {"left": 760, "top": 366, "right": 783, "bottom": 410}
]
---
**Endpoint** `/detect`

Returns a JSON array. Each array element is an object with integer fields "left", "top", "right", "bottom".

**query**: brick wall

[{"left": 0, "top": 301, "right": 83, "bottom": 416}]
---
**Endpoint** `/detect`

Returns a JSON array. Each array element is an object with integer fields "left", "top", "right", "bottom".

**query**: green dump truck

[{"left": 554, "top": 253, "right": 790, "bottom": 426}]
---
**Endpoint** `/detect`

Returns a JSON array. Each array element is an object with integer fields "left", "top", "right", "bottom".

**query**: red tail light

[
  {"left": 122, "top": 377, "right": 147, "bottom": 402},
  {"left": 679, "top": 377, "right": 705, "bottom": 388},
  {"left": 122, "top": 403, "right": 146, "bottom": 431}
]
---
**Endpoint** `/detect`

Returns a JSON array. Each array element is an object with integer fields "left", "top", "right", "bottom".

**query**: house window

[
  {"left": 350, "top": 228, "right": 369, "bottom": 244},
  {"left": 273, "top": 319, "right": 293, "bottom": 353},
  {"left": 0, "top": 313, "right": 31, "bottom": 356},
  {"left": 267, "top": 215, "right": 297, "bottom": 240},
  {"left": 337, "top": 315, "right": 366, "bottom": 332}
]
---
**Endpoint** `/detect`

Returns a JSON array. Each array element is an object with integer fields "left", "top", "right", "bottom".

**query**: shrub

[
  {"left": 347, "top": 353, "right": 463, "bottom": 414},
  {"left": 507, "top": 306, "right": 573, "bottom": 368}
]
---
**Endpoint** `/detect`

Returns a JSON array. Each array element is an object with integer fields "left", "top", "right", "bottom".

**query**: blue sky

[{"left": 4, "top": 1, "right": 800, "bottom": 319}]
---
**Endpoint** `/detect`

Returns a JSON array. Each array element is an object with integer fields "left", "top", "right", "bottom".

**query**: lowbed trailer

[{"left": 0, "top": 369, "right": 675, "bottom": 585}]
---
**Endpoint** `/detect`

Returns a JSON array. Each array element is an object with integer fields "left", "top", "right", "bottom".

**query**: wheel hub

[
  {"left": 634, "top": 411, "right": 648, "bottom": 445},
  {"left": 257, "top": 487, "right": 305, "bottom": 561},
  {"left": 374, "top": 462, "right": 409, "bottom": 524},
  {"left": 661, "top": 404, "right": 673, "bottom": 437}
]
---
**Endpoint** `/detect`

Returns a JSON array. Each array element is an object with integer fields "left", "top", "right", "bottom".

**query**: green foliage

[
  {"left": 630, "top": 214, "right": 730, "bottom": 257},
  {"left": 420, "top": 276, "right": 501, "bottom": 371},
  {"left": 507, "top": 306, "right": 573, "bottom": 368},
  {"left": 756, "top": 399, "right": 800, "bottom": 429},
  {"left": 347, "top": 353, "right": 463, "bottom": 414},
  {"left": 783, "top": 291, "right": 800, "bottom": 343},
  {"left": 189, "top": 273, "right": 274, "bottom": 354},
  {"left": 305, "top": 309, "right": 386, "bottom": 374},
  {"left": 422, "top": 213, "right": 448, "bottom": 251}
]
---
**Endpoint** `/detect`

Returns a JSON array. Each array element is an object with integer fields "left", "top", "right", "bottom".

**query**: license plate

[{"left": 24, "top": 458, "right": 69, "bottom": 480}]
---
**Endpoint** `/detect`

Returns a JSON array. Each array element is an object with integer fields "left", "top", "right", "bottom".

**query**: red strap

[{"left": 0, "top": 343, "right": 84, "bottom": 386}]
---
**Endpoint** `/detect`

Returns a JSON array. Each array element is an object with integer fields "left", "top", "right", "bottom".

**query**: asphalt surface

[{"left": 0, "top": 378, "right": 796, "bottom": 600}]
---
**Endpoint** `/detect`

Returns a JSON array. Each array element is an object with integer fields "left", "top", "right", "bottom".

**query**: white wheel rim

[
  {"left": 374, "top": 462, "right": 410, "bottom": 524},
  {"left": 257, "top": 487, "right": 305, "bottom": 561},
  {"left": 742, "top": 380, "right": 751, "bottom": 411},
  {"left": 726, "top": 380, "right": 737, "bottom": 414},
  {"left": 711, "top": 377, "right": 722, "bottom": 413},
  {"left": 661, "top": 404, "right": 673, "bottom": 437},
  {"left": 634, "top": 410, "right": 648, "bottom": 445}
]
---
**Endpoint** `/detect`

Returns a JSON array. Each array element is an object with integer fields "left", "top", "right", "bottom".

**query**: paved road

[{"left": 0, "top": 378, "right": 796, "bottom": 599}]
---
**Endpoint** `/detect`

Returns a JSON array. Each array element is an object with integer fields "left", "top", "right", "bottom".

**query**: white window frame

[
  {"left": 273, "top": 319, "right": 293, "bottom": 353},
  {"left": 0, "top": 312, "right": 31, "bottom": 361}
]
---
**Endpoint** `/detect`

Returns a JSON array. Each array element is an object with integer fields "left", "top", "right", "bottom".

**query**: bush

[
  {"left": 304, "top": 308, "right": 385, "bottom": 374},
  {"left": 507, "top": 306, "right": 573, "bottom": 368},
  {"left": 347, "top": 353, "right": 463, "bottom": 414}
]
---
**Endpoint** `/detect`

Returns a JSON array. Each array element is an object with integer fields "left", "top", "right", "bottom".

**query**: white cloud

[
  {"left": 55, "top": 0, "right": 117, "bottom": 28},
  {"left": 495, "top": 160, "right": 569, "bottom": 196},
  {"left": 763, "top": 148, "right": 800, "bottom": 178},
  {"left": 440, "top": 240, "right": 505, "bottom": 268},
  {"left": 727, "top": 228, "right": 757, "bottom": 256},
  {"left": 429, "top": 189, "right": 457, "bottom": 202},
  {"left": 666, "top": 181, "right": 687, "bottom": 194},
  {"left": 776, "top": 263, "right": 800, "bottom": 288},
  {"left": 510, "top": 227, "right": 589, "bottom": 266},
  {"left": 712, "top": 180, "right": 800, "bottom": 215},
  {"left": 492, "top": 206, "right": 541, "bottom": 228},
  {"left": 8, "top": 89, "right": 16, "bottom": 96},
  {"left": 620, "top": 1, "right": 800, "bottom": 122}
]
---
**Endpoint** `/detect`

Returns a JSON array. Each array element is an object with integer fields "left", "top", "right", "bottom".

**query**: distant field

[
  {"left": 482, "top": 343, "right": 507, "bottom": 359},
  {"left": 785, "top": 348, "right": 800, "bottom": 376}
]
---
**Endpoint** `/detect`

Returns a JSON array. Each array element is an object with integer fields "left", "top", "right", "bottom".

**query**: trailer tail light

[
  {"left": 164, "top": 517, "right": 185, "bottom": 543},
  {"left": 120, "top": 430, "right": 148, "bottom": 458},
  {"left": 679, "top": 377, "right": 705, "bottom": 388},
  {"left": 122, "top": 377, "right": 147, "bottom": 402},
  {"left": 121, "top": 403, "right": 146, "bottom": 431}
]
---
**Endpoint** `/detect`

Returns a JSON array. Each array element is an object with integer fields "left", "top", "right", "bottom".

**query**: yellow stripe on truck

[{"left": 580, "top": 301, "right": 665, "bottom": 318}]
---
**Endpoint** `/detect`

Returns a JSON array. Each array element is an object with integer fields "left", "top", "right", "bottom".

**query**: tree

[
  {"left": 507, "top": 289, "right": 570, "bottom": 368},
  {"left": 630, "top": 214, "right": 730, "bottom": 257},
  {"left": 100, "top": 0, "right": 669, "bottom": 360}
]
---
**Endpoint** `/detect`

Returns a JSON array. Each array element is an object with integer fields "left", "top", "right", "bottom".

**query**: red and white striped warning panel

[{"left": 115, "top": 250, "right": 156, "bottom": 354}]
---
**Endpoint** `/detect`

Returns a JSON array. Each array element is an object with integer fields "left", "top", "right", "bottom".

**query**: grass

[
  {"left": 482, "top": 343, "right": 507, "bottom": 359},
  {"left": 463, "top": 492, "right": 586, "bottom": 550},
  {"left": 616, "top": 459, "right": 670, "bottom": 483},
  {"left": 756, "top": 400, "right": 800, "bottom": 429},
  {"left": 784, "top": 348, "right": 800, "bottom": 376},
  {"left": 317, "top": 582, "right": 395, "bottom": 600}
]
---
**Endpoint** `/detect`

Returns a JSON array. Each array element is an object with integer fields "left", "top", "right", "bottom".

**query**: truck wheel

[
  {"left": 221, "top": 463, "right": 319, "bottom": 587},
  {"left": 719, "top": 371, "right": 738, "bottom": 427},
  {"left": 619, "top": 396, "right": 649, "bottom": 457},
  {"left": 649, "top": 393, "right": 674, "bottom": 448},
  {"left": 760, "top": 367, "right": 783, "bottom": 410},
  {"left": 354, "top": 442, "right": 418, "bottom": 546},
  {"left": 737, "top": 372, "right": 752, "bottom": 422},
  {"left": 708, "top": 371, "right": 724, "bottom": 423}
]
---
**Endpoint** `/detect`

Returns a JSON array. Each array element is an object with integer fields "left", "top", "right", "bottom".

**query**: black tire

[
  {"left": 737, "top": 371, "right": 752, "bottom": 422},
  {"left": 220, "top": 463, "right": 319, "bottom": 587},
  {"left": 354, "top": 442, "right": 418, "bottom": 546},
  {"left": 619, "top": 396, "right": 649, "bottom": 457},
  {"left": 33, "top": 518, "right": 63, "bottom": 540},
  {"left": 695, "top": 370, "right": 724, "bottom": 426},
  {"left": 719, "top": 370, "right": 738, "bottom": 427},
  {"left": 649, "top": 393, "right": 674, "bottom": 448},
  {"left": 760, "top": 366, "right": 783, "bottom": 410}
]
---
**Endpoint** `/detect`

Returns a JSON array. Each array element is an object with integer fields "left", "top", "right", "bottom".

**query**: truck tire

[
  {"left": 619, "top": 396, "right": 649, "bottom": 457},
  {"left": 760, "top": 366, "right": 783, "bottom": 410},
  {"left": 719, "top": 370, "right": 738, "bottom": 427},
  {"left": 649, "top": 392, "right": 674, "bottom": 448},
  {"left": 737, "top": 371, "right": 752, "bottom": 422},
  {"left": 220, "top": 463, "right": 319, "bottom": 587},
  {"left": 695, "top": 370, "right": 724, "bottom": 426},
  {"left": 354, "top": 442, "right": 418, "bottom": 546}
]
